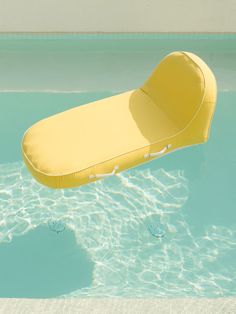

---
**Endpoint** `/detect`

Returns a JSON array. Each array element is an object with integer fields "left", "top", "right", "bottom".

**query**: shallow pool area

[{"left": 0, "top": 34, "right": 236, "bottom": 298}]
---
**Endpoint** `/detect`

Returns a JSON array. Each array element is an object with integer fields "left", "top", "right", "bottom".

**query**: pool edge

[{"left": 0, "top": 298, "right": 235, "bottom": 313}]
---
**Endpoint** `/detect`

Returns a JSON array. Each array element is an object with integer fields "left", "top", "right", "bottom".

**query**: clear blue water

[{"left": 0, "top": 35, "right": 235, "bottom": 298}]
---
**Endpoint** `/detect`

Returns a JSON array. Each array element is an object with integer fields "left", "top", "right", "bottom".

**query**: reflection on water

[{"left": 0, "top": 162, "right": 235, "bottom": 297}]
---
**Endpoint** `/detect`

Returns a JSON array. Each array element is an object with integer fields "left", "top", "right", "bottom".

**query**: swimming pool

[{"left": 0, "top": 34, "right": 235, "bottom": 298}]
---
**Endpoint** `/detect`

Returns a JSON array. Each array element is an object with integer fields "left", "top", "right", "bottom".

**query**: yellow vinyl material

[{"left": 22, "top": 51, "right": 217, "bottom": 188}]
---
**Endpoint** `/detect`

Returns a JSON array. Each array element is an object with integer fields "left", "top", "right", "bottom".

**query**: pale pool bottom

[{"left": 0, "top": 162, "right": 235, "bottom": 298}]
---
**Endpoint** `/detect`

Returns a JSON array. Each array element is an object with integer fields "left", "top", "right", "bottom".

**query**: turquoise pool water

[{"left": 0, "top": 35, "right": 236, "bottom": 298}]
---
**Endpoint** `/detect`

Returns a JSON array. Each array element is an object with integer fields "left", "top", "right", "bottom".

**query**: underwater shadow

[{"left": 0, "top": 225, "right": 94, "bottom": 298}]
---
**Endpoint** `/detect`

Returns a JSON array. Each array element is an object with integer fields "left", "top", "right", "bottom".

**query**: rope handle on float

[
  {"left": 89, "top": 165, "right": 119, "bottom": 179},
  {"left": 144, "top": 144, "right": 171, "bottom": 159}
]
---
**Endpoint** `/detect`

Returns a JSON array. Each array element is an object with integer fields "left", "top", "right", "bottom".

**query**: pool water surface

[{"left": 0, "top": 34, "right": 235, "bottom": 298}]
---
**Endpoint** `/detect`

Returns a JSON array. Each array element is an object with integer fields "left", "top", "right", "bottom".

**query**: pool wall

[
  {"left": 0, "top": 0, "right": 235, "bottom": 33},
  {"left": 0, "top": 33, "right": 236, "bottom": 93}
]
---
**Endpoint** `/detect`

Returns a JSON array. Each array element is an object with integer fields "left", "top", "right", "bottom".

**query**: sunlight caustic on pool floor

[{"left": 0, "top": 162, "right": 235, "bottom": 298}]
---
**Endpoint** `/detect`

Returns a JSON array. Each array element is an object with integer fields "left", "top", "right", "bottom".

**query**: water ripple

[{"left": 0, "top": 162, "right": 235, "bottom": 297}]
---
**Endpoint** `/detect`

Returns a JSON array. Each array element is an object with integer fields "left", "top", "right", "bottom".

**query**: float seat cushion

[{"left": 22, "top": 51, "right": 217, "bottom": 188}]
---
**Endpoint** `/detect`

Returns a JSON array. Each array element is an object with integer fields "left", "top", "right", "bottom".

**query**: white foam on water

[{"left": 0, "top": 162, "right": 235, "bottom": 297}]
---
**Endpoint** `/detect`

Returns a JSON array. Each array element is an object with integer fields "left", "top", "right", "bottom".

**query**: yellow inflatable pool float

[{"left": 22, "top": 51, "right": 217, "bottom": 189}]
